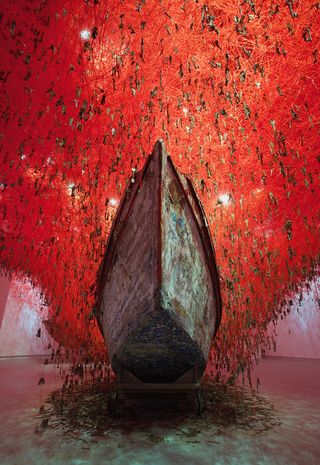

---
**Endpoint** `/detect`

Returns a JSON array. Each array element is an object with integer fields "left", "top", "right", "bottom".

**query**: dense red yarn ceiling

[{"left": 0, "top": 0, "right": 319, "bottom": 379}]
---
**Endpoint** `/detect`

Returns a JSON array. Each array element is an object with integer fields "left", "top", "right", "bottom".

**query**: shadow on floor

[{"left": 37, "top": 380, "right": 280, "bottom": 442}]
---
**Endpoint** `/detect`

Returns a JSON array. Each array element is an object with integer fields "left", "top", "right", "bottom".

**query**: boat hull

[{"left": 96, "top": 140, "right": 222, "bottom": 382}]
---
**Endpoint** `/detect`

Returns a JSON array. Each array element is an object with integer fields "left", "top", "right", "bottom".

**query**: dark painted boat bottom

[{"left": 113, "top": 308, "right": 205, "bottom": 383}]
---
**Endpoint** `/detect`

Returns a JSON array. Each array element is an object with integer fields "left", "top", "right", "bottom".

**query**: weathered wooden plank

[{"left": 161, "top": 155, "right": 216, "bottom": 361}]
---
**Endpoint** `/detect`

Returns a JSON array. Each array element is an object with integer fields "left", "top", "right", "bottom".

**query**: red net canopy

[{"left": 0, "top": 0, "right": 319, "bottom": 380}]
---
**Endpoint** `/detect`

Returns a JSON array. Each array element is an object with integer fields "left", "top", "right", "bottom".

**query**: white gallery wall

[
  {"left": 0, "top": 275, "right": 10, "bottom": 329},
  {"left": 0, "top": 276, "right": 53, "bottom": 357},
  {"left": 265, "top": 277, "right": 320, "bottom": 359}
]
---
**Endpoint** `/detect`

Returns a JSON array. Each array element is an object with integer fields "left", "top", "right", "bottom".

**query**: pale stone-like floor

[{"left": 0, "top": 356, "right": 319, "bottom": 465}]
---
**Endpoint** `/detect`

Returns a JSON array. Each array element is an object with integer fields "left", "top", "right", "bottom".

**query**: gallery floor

[{"left": 0, "top": 355, "right": 319, "bottom": 465}]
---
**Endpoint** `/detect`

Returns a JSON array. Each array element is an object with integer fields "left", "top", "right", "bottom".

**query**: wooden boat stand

[{"left": 108, "top": 364, "right": 206, "bottom": 416}]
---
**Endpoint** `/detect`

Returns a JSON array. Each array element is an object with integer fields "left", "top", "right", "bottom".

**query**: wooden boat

[{"left": 96, "top": 140, "right": 222, "bottom": 383}]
